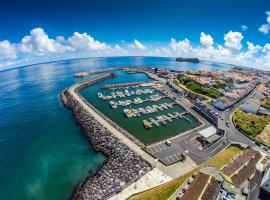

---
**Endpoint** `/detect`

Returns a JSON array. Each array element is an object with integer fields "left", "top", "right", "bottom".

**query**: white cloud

[
  {"left": 262, "top": 43, "right": 270, "bottom": 53},
  {"left": 259, "top": 11, "right": 270, "bottom": 34},
  {"left": 67, "top": 32, "right": 110, "bottom": 51},
  {"left": 267, "top": 11, "right": 270, "bottom": 23},
  {"left": 113, "top": 44, "right": 127, "bottom": 54},
  {"left": 259, "top": 24, "right": 270, "bottom": 34},
  {"left": 200, "top": 32, "right": 214, "bottom": 47},
  {"left": 19, "top": 28, "right": 72, "bottom": 55},
  {"left": 241, "top": 25, "right": 248, "bottom": 31},
  {"left": 1, "top": 26, "right": 270, "bottom": 71},
  {"left": 170, "top": 38, "right": 193, "bottom": 55},
  {"left": 247, "top": 41, "right": 262, "bottom": 54},
  {"left": 224, "top": 31, "right": 243, "bottom": 50},
  {"left": 129, "top": 39, "right": 146, "bottom": 50},
  {"left": 0, "top": 40, "right": 17, "bottom": 60}
]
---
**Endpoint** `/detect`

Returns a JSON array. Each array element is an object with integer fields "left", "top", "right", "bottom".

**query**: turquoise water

[
  {"left": 80, "top": 70, "right": 200, "bottom": 144},
  {"left": 0, "top": 57, "right": 233, "bottom": 199}
]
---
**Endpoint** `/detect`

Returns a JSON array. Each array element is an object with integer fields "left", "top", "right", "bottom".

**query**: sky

[{"left": 0, "top": 0, "right": 270, "bottom": 70}]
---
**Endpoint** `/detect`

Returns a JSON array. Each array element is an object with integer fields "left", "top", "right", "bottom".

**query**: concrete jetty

[
  {"left": 61, "top": 74, "right": 153, "bottom": 200},
  {"left": 74, "top": 67, "right": 122, "bottom": 77},
  {"left": 101, "top": 82, "right": 145, "bottom": 90}
]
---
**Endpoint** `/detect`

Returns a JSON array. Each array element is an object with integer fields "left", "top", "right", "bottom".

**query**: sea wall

[
  {"left": 61, "top": 74, "right": 152, "bottom": 200},
  {"left": 74, "top": 67, "right": 123, "bottom": 77}
]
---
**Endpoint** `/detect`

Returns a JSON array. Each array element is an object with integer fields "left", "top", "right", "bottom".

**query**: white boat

[
  {"left": 98, "top": 92, "right": 103, "bottom": 98},
  {"left": 183, "top": 115, "right": 192, "bottom": 122}
]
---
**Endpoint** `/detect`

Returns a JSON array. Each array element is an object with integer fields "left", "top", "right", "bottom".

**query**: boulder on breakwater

[{"left": 61, "top": 76, "right": 152, "bottom": 200}]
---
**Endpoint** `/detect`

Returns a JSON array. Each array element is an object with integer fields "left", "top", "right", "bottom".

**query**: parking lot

[
  {"left": 147, "top": 142, "right": 185, "bottom": 165},
  {"left": 145, "top": 127, "right": 230, "bottom": 165}
]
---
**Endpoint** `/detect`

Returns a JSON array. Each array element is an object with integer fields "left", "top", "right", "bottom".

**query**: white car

[{"left": 165, "top": 140, "right": 172, "bottom": 146}]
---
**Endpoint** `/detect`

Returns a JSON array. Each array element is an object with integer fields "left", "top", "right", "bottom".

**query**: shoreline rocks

[{"left": 60, "top": 74, "right": 152, "bottom": 200}]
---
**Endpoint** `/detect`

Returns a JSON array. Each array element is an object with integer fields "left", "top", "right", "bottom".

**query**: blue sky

[{"left": 0, "top": 0, "right": 270, "bottom": 70}]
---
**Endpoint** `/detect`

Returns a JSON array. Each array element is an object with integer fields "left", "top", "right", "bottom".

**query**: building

[
  {"left": 260, "top": 163, "right": 270, "bottom": 199},
  {"left": 166, "top": 80, "right": 185, "bottom": 95},
  {"left": 240, "top": 103, "right": 260, "bottom": 114},
  {"left": 179, "top": 172, "right": 221, "bottom": 200},
  {"left": 194, "top": 100, "right": 219, "bottom": 126},
  {"left": 217, "top": 181, "right": 246, "bottom": 200},
  {"left": 197, "top": 126, "right": 221, "bottom": 148}
]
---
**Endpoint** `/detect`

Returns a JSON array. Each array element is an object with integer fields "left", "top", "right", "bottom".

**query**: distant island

[{"left": 176, "top": 57, "right": 200, "bottom": 63}]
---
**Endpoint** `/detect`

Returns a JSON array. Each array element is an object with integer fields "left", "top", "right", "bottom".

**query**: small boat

[
  {"left": 183, "top": 115, "right": 192, "bottom": 122},
  {"left": 98, "top": 92, "right": 103, "bottom": 98},
  {"left": 143, "top": 120, "right": 152, "bottom": 128}
]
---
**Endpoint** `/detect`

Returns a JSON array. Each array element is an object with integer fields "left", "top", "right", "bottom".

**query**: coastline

[{"left": 61, "top": 74, "right": 153, "bottom": 200}]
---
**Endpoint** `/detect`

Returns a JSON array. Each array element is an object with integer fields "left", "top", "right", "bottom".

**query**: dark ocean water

[{"left": 0, "top": 56, "right": 233, "bottom": 199}]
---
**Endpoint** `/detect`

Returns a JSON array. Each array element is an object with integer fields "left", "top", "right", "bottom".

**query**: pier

[
  {"left": 108, "top": 94, "right": 166, "bottom": 108},
  {"left": 101, "top": 82, "right": 146, "bottom": 90},
  {"left": 75, "top": 73, "right": 117, "bottom": 91},
  {"left": 74, "top": 67, "right": 122, "bottom": 77},
  {"left": 123, "top": 102, "right": 175, "bottom": 118},
  {"left": 143, "top": 111, "right": 190, "bottom": 128},
  {"left": 98, "top": 88, "right": 155, "bottom": 100}
]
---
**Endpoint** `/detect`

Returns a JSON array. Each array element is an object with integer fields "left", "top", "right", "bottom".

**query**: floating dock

[
  {"left": 101, "top": 82, "right": 145, "bottom": 90},
  {"left": 123, "top": 102, "right": 175, "bottom": 117},
  {"left": 109, "top": 94, "right": 165, "bottom": 109},
  {"left": 143, "top": 112, "right": 190, "bottom": 128},
  {"left": 98, "top": 88, "right": 155, "bottom": 100}
]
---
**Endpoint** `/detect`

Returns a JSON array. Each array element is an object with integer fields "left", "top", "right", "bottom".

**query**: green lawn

[
  {"left": 128, "top": 145, "right": 242, "bottom": 200},
  {"left": 233, "top": 109, "right": 270, "bottom": 138},
  {"left": 177, "top": 76, "right": 222, "bottom": 99},
  {"left": 262, "top": 100, "right": 270, "bottom": 110},
  {"left": 186, "top": 82, "right": 222, "bottom": 98}
]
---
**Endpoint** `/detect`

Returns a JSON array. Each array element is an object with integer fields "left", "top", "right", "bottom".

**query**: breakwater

[
  {"left": 101, "top": 82, "right": 145, "bottom": 90},
  {"left": 61, "top": 74, "right": 152, "bottom": 200},
  {"left": 74, "top": 67, "right": 123, "bottom": 77}
]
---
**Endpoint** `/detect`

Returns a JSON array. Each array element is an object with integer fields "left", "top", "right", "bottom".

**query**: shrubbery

[
  {"left": 178, "top": 76, "right": 222, "bottom": 99},
  {"left": 262, "top": 100, "right": 270, "bottom": 110},
  {"left": 232, "top": 109, "right": 270, "bottom": 138}
]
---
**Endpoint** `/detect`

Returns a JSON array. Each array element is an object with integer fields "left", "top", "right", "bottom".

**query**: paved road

[{"left": 215, "top": 86, "right": 259, "bottom": 148}]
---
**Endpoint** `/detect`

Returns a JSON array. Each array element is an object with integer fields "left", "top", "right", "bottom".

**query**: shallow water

[{"left": 0, "top": 57, "right": 233, "bottom": 199}]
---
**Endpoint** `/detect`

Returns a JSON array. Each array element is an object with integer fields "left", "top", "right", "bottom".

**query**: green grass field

[
  {"left": 177, "top": 76, "right": 222, "bottom": 99},
  {"left": 233, "top": 109, "right": 270, "bottom": 138},
  {"left": 262, "top": 100, "right": 270, "bottom": 110}
]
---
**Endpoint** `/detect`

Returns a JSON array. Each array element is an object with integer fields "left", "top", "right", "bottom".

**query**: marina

[{"left": 80, "top": 70, "right": 200, "bottom": 144}]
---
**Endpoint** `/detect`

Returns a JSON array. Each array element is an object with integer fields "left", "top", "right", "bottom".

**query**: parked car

[
  {"left": 255, "top": 141, "right": 261, "bottom": 146},
  {"left": 165, "top": 140, "right": 172, "bottom": 146},
  {"left": 226, "top": 121, "right": 230, "bottom": 127}
]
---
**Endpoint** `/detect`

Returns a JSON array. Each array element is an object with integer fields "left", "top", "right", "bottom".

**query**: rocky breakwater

[{"left": 61, "top": 74, "right": 152, "bottom": 200}]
